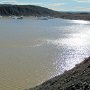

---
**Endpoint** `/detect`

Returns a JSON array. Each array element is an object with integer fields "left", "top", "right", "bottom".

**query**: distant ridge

[
  {"left": 0, "top": 4, "right": 90, "bottom": 20},
  {"left": 0, "top": 4, "right": 60, "bottom": 17}
]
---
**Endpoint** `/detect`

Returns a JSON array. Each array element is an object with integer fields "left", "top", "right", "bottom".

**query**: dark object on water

[
  {"left": 11, "top": 16, "right": 23, "bottom": 19},
  {"left": 17, "top": 16, "right": 23, "bottom": 19}
]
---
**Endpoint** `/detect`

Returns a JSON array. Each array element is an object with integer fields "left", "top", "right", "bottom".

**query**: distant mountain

[
  {"left": 0, "top": 4, "right": 60, "bottom": 17},
  {"left": 0, "top": 4, "right": 90, "bottom": 20}
]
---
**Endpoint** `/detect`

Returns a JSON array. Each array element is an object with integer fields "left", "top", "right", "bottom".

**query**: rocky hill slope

[
  {"left": 28, "top": 57, "right": 90, "bottom": 90},
  {"left": 0, "top": 4, "right": 60, "bottom": 17}
]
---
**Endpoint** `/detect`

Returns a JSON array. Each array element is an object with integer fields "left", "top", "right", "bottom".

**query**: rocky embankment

[
  {"left": 28, "top": 57, "right": 90, "bottom": 90},
  {"left": 0, "top": 4, "right": 90, "bottom": 20}
]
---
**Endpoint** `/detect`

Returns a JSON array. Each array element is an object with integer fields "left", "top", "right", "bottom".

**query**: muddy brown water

[{"left": 0, "top": 18, "right": 90, "bottom": 90}]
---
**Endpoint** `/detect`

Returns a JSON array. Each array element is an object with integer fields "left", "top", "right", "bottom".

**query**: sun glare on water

[
  {"left": 46, "top": 21, "right": 90, "bottom": 75},
  {"left": 70, "top": 20, "right": 90, "bottom": 24}
]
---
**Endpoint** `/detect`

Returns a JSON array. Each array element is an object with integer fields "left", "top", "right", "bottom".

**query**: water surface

[{"left": 0, "top": 18, "right": 90, "bottom": 90}]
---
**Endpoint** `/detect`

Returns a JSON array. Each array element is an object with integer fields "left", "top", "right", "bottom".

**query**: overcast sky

[{"left": 0, "top": 0, "right": 90, "bottom": 12}]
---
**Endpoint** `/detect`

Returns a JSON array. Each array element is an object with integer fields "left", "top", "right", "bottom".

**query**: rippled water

[{"left": 0, "top": 18, "right": 90, "bottom": 90}]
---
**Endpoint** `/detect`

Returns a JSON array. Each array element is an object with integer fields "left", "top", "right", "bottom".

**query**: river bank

[{"left": 28, "top": 57, "right": 90, "bottom": 90}]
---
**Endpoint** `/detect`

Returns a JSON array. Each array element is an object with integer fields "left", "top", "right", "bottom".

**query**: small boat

[
  {"left": 17, "top": 16, "right": 23, "bottom": 19},
  {"left": 47, "top": 16, "right": 54, "bottom": 19},
  {"left": 12, "top": 16, "right": 23, "bottom": 19},
  {"left": 0, "top": 16, "right": 2, "bottom": 18}
]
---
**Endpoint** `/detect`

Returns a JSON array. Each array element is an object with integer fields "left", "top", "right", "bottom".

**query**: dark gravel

[{"left": 27, "top": 57, "right": 90, "bottom": 90}]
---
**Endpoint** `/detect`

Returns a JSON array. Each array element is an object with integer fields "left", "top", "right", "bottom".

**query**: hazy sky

[{"left": 0, "top": 0, "right": 90, "bottom": 12}]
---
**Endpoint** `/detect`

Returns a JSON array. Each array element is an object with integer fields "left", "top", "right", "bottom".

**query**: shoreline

[
  {"left": 0, "top": 15, "right": 90, "bottom": 21},
  {"left": 27, "top": 57, "right": 90, "bottom": 90}
]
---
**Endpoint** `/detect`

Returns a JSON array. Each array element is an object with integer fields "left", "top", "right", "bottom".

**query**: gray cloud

[
  {"left": 0, "top": 0, "right": 17, "bottom": 4},
  {"left": 44, "top": 3, "right": 65, "bottom": 11},
  {"left": 76, "top": 7, "right": 90, "bottom": 11},
  {"left": 0, "top": 0, "right": 43, "bottom": 5},
  {"left": 74, "top": 0, "right": 90, "bottom": 3}
]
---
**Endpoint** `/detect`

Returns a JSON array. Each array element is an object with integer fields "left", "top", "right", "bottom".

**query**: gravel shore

[{"left": 28, "top": 57, "right": 90, "bottom": 90}]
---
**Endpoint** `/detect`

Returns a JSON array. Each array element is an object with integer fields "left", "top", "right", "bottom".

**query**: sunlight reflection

[
  {"left": 47, "top": 37, "right": 89, "bottom": 47},
  {"left": 70, "top": 20, "right": 90, "bottom": 24},
  {"left": 46, "top": 26, "right": 90, "bottom": 76},
  {"left": 53, "top": 46, "right": 89, "bottom": 76},
  {"left": 47, "top": 29, "right": 90, "bottom": 47}
]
